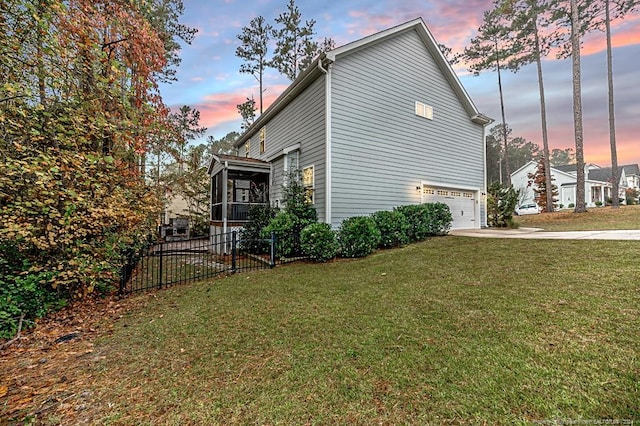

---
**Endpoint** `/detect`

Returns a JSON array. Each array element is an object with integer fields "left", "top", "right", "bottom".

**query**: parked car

[{"left": 515, "top": 203, "right": 540, "bottom": 215}]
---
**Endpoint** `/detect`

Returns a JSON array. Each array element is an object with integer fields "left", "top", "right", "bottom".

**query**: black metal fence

[{"left": 119, "top": 231, "right": 277, "bottom": 294}]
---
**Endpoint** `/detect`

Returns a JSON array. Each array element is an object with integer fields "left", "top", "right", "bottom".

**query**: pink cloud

[
  {"left": 581, "top": 17, "right": 640, "bottom": 55},
  {"left": 193, "top": 84, "right": 289, "bottom": 131}
]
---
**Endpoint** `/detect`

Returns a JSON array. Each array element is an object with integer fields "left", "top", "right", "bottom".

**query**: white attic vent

[{"left": 415, "top": 101, "right": 433, "bottom": 120}]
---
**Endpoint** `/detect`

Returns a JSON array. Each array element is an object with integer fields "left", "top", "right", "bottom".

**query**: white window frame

[
  {"left": 302, "top": 165, "right": 315, "bottom": 204},
  {"left": 283, "top": 150, "right": 299, "bottom": 187},
  {"left": 259, "top": 127, "right": 266, "bottom": 154},
  {"left": 415, "top": 101, "right": 433, "bottom": 120}
]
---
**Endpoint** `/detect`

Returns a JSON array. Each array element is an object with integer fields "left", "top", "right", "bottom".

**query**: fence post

[
  {"left": 231, "top": 231, "right": 237, "bottom": 273},
  {"left": 270, "top": 231, "right": 276, "bottom": 268},
  {"left": 158, "top": 242, "right": 163, "bottom": 289}
]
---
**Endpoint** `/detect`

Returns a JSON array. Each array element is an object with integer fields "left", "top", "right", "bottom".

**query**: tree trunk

[
  {"left": 533, "top": 13, "right": 553, "bottom": 212},
  {"left": 495, "top": 41, "right": 510, "bottom": 186},
  {"left": 36, "top": 1, "right": 46, "bottom": 106},
  {"left": 606, "top": 0, "right": 619, "bottom": 207},
  {"left": 571, "top": 0, "right": 587, "bottom": 213},
  {"left": 259, "top": 62, "right": 264, "bottom": 114}
]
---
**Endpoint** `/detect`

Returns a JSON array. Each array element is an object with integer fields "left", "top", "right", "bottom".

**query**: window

[
  {"left": 423, "top": 188, "right": 435, "bottom": 195},
  {"left": 283, "top": 151, "right": 299, "bottom": 186},
  {"left": 437, "top": 189, "right": 449, "bottom": 196},
  {"left": 451, "top": 191, "right": 461, "bottom": 197},
  {"left": 302, "top": 165, "right": 314, "bottom": 204},
  {"left": 244, "top": 141, "right": 250, "bottom": 157},
  {"left": 463, "top": 192, "right": 473, "bottom": 199},
  {"left": 415, "top": 101, "right": 433, "bottom": 120},
  {"left": 259, "top": 127, "right": 266, "bottom": 153}
]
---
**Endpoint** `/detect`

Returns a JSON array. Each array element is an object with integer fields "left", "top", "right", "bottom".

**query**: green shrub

[
  {"left": 240, "top": 204, "right": 278, "bottom": 254},
  {"left": 262, "top": 169, "right": 319, "bottom": 258},
  {"left": 263, "top": 212, "right": 298, "bottom": 258},
  {"left": 486, "top": 183, "right": 519, "bottom": 228},
  {"left": 394, "top": 205, "right": 426, "bottom": 242},
  {"left": 569, "top": 203, "right": 575, "bottom": 208},
  {"left": 301, "top": 223, "right": 339, "bottom": 262},
  {"left": 394, "top": 203, "right": 452, "bottom": 241},
  {"left": 371, "top": 210, "right": 410, "bottom": 248},
  {"left": 282, "top": 169, "right": 317, "bottom": 226},
  {"left": 595, "top": 201, "right": 603, "bottom": 207},
  {"left": 337, "top": 216, "right": 381, "bottom": 258},
  {"left": 424, "top": 202, "right": 453, "bottom": 236},
  {"left": 0, "top": 271, "right": 65, "bottom": 339}
]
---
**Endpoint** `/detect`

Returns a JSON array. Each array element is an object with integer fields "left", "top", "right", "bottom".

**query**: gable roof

[
  {"left": 554, "top": 164, "right": 577, "bottom": 173},
  {"left": 588, "top": 167, "right": 617, "bottom": 183},
  {"left": 622, "top": 164, "right": 640, "bottom": 176},
  {"left": 326, "top": 18, "right": 491, "bottom": 125},
  {"left": 234, "top": 17, "right": 492, "bottom": 148},
  {"left": 207, "top": 153, "right": 269, "bottom": 175}
]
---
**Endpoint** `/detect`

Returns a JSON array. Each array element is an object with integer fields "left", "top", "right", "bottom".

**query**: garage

[{"left": 421, "top": 185, "right": 477, "bottom": 230}]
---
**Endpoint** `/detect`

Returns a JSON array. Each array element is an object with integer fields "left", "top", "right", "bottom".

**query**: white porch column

[{"left": 222, "top": 167, "right": 228, "bottom": 234}]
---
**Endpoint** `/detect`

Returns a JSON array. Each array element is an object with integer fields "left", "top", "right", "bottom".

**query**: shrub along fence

[
  {"left": 119, "top": 231, "right": 278, "bottom": 294},
  {"left": 119, "top": 202, "right": 454, "bottom": 294}
]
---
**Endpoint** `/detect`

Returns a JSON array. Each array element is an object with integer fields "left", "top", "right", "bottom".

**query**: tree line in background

[
  {"left": 464, "top": 0, "right": 638, "bottom": 213},
  {"left": 485, "top": 123, "right": 576, "bottom": 185},
  {"left": 0, "top": 0, "right": 198, "bottom": 338}
]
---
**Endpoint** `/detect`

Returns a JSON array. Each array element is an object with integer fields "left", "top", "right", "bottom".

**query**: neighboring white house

[
  {"left": 510, "top": 161, "right": 637, "bottom": 208},
  {"left": 208, "top": 18, "right": 493, "bottom": 235},
  {"left": 622, "top": 164, "right": 640, "bottom": 193}
]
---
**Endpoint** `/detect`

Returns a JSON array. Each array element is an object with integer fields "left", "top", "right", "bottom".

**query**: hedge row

[{"left": 292, "top": 202, "right": 452, "bottom": 262}]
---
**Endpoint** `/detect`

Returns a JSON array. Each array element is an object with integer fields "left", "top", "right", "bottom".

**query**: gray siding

[
  {"left": 258, "top": 77, "right": 327, "bottom": 221},
  {"left": 330, "top": 29, "right": 486, "bottom": 227}
]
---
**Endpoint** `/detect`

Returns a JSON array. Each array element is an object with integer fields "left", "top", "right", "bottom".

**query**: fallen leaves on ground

[{"left": 0, "top": 293, "right": 149, "bottom": 424}]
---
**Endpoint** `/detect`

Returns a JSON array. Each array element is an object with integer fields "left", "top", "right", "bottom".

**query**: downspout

[
  {"left": 481, "top": 123, "right": 488, "bottom": 228},
  {"left": 317, "top": 59, "right": 332, "bottom": 226}
]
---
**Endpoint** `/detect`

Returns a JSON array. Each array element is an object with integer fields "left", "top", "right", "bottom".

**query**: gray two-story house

[{"left": 208, "top": 18, "right": 492, "bottom": 236}]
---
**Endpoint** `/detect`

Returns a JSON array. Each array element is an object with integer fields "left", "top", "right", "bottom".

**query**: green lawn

[
  {"left": 514, "top": 204, "right": 640, "bottom": 231},
  {"left": 81, "top": 236, "right": 639, "bottom": 425}
]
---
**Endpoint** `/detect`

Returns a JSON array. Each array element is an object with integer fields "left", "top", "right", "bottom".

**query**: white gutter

[{"left": 317, "top": 59, "right": 332, "bottom": 226}]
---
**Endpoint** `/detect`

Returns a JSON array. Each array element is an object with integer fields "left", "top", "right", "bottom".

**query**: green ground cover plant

[{"left": 66, "top": 236, "right": 640, "bottom": 425}]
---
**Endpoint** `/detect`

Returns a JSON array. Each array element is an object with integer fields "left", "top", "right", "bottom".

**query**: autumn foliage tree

[
  {"left": 527, "top": 157, "right": 559, "bottom": 210},
  {"left": 0, "top": 0, "right": 195, "bottom": 337}
]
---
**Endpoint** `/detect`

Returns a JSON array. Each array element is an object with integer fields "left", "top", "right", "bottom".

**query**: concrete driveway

[{"left": 450, "top": 227, "right": 640, "bottom": 240}]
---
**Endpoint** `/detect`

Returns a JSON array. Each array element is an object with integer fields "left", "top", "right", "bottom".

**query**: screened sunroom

[{"left": 209, "top": 154, "right": 270, "bottom": 235}]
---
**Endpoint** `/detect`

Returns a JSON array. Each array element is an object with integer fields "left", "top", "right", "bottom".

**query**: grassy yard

[
  {"left": 514, "top": 204, "right": 640, "bottom": 231},
  {"left": 54, "top": 236, "right": 640, "bottom": 425}
]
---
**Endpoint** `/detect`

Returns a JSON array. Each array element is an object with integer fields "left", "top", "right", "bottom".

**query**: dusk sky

[{"left": 159, "top": 0, "right": 640, "bottom": 168}]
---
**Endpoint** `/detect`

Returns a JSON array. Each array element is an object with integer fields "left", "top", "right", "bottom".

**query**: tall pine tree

[
  {"left": 270, "top": 0, "right": 334, "bottom": 80},
  {"left": 464, "top": 8, "right": 518, "bottom": 185},
  {"left": 236, "top": 16, "right": 272, "bottom": 114}
]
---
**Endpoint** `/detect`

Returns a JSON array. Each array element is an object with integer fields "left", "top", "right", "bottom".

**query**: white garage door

[{"left": 422, "top": 186, "right": 476, "bottom": 230}]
